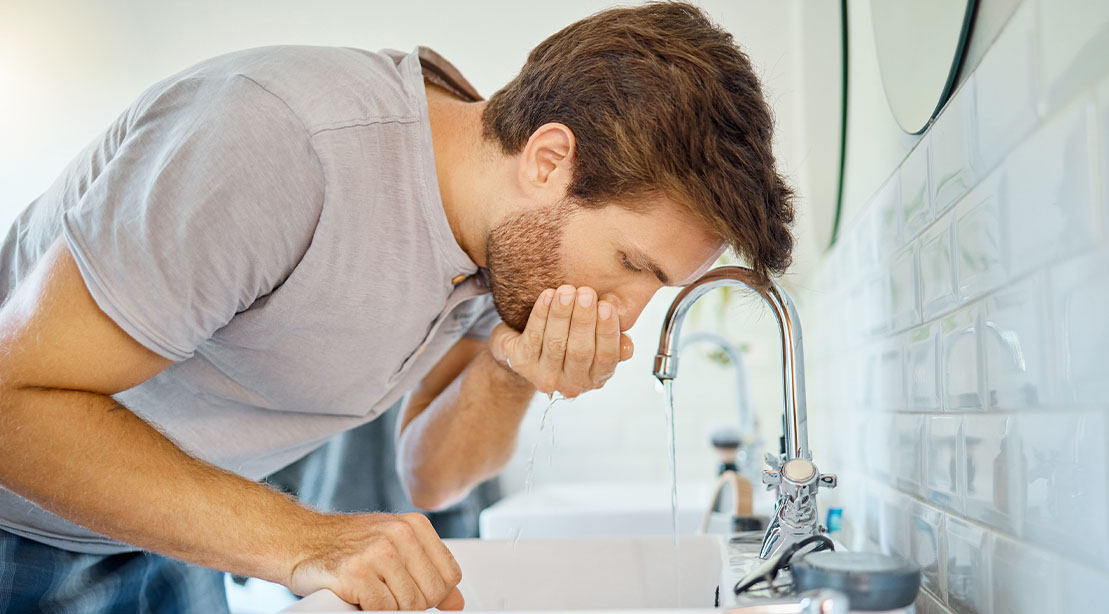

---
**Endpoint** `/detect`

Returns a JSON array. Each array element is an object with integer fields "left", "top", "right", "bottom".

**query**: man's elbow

[{"left": 399, "top": 467, "right": 472, "bottom": 512}]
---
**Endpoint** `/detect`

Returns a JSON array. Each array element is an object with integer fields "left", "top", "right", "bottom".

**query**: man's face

[{"left": 485, "top": 197, "right": 724, "bottom": 332}]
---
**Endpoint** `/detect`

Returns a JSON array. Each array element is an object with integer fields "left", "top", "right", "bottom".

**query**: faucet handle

[
  {"left": 764, "top": 451, "right": 783, "bottom": 471},
  {"left": 818, "top": 473, "right": 838, "bottom": 489},
  {"left": 761, "top": 469, "right": 781, "bottom": 489}
]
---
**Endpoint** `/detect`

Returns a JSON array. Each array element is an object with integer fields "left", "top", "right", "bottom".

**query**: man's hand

[
  {"left": 489, "top": 285, "right": 634, "bottom": 398},
  {"left": 288, "top": 512, "right": 464, "bottom": 611}
]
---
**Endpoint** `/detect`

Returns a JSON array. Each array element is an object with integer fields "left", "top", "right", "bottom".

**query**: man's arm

[
  {"left": 397, "top": 285, "right": 631, "bottom": 510},
  {"left": 397, "top": 340, "right": 535, "bottom": 510},
  {"left": 0, "top": 238, "right": 462, "bottom": 610}
]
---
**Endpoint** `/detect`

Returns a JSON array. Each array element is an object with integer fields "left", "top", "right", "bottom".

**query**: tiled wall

[{"left": 805, "top": 2, "right": 1109, "bottom": 612}]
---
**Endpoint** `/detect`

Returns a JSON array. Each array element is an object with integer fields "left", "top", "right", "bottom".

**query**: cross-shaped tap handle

[{"left": 761, "top": 469, "right": 781, "bottom": 488}]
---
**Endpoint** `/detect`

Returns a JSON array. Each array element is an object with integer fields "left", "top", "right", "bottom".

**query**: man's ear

[{"left": 516, "top": 122, "right": 575, "bottom": 202}]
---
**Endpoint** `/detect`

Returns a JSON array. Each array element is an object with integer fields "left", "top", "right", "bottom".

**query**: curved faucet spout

[{"left": 653, "top": 266, "right": 810, "bottom": 461}]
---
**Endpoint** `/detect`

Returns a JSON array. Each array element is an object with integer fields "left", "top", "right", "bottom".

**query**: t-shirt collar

[{"left": 400, "top": 48, "right": 483, "bottom": 285}]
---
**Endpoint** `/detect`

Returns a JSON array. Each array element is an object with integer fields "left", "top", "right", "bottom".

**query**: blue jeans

[{"left": 0, "top": 529, "right": 229, "bottom": 613}]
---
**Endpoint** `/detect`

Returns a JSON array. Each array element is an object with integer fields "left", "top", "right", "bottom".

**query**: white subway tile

[
  {"left": 1050, "top": 246, "right": 1109, "bottom": 406},
  {"left": 940, "top": 305, "right": 983, "bottom": 411},
  {"left": 1001, "top": 95, "right": 1097, "bottom": 277},
  {"left": 842, "top": 280, "right": 869, "bottom": 345},
  {"left": 848, "top": 347, "right": 869, "bottom": 410},
  {"left": 860, "top": 344, "right": 882, "bottom": 412},
  {"left": 849, "top": 205, "right": 880, "bottom": 277},
  {"left": 919, "top": 216, "right": 956, "bottom": 320},
  {"left": 839, "top": 478, "right": 869, "bottom": 551},
  {"left": 875, "top": 174, "right": 903, "bottom": 257},
  {"left": 925, "top": 416, "right": 964, "bottom": 512},
  {"left": 864, "top": 483, "right": 882, "bottom": 546},
  {"left": 953, "top": 171, "right": 1005, "bottom": 303},
  {"left": 891, "top": 414, "right": 923, "bottom": 493},
  {"left": 983, "top": 274, "right": 1052, "bottom": 411},
  {"left": 945, "top": 516, "right": 993, "bottom": 614},
  {"left": 901, "top": 140, "right": 933, "bottom": 239},
  {"left": 963, "top": 415, "right": 1021, "bottom": 534},
  {"left": 878, "top": 336, "right": 907, "bottom": 411},
  {"left": 930, "top": 75, "right": 980, "bottom": 215},
  {"left": 915, "top": 589, "right": 956, "bottom": 614},
  {"left": 880, "top": 490, "right": 912, "bottom": 561},
  {"left": 991, "top": 535, "right": 1061, "bottom": 614},
  {"left": 1060, "top": 559, "right": 1109, "bottom": 612},
  {"left": 866, "top": 413, "right": 894, "bottom": 482},
  {"left": 910, "top": 501, "right": 947, "bottom": 601},
  {"left": 861, "top": 274, "right": 891, "bottom": 338},
  {"left": 906, "top": 323, "right": 940, "bottom": 411},
  {"left": 1019, "top": 411, "right": 1109, "bottom": 569},
  {"left": 974, "top": 0, "right": 1039, "bottom": 172},
  {"left": 1034, "top": 0, "right": 1109, "bottom": 113},
  {"left": 828, "top": 410, "right": 864, "bottom": 474},
  {"left": 889, "top": 244, "right": 920, "bottom": 332}
]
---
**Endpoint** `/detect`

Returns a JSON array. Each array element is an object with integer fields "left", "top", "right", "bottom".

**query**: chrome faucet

[{"left": 653, "top": 266, "right": 836, "bottom": 560}]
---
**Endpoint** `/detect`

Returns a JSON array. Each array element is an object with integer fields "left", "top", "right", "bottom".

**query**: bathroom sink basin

[
  {"left": 449, "top": 535, "right": 723, "bottom": 610},
  {"left": 479, "top": 481, "right": 772, "bottom": 539},
  {"left": 281, "top": 534, "right": 734, "bottom": 612}
]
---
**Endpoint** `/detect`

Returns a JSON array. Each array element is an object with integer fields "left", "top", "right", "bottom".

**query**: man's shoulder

[{"left": 180, "top": 45, "right": 422, "bottom": 135}]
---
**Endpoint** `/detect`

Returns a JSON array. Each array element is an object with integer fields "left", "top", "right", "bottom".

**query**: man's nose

[{"left": 601, "top": 289, "right": 652, "bottom": 332}]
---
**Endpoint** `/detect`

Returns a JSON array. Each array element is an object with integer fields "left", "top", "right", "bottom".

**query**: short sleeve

[
  {"left": 62, "top": 74, "right": 324, "bottom": 361},
  {"left": 463, "top": 303, "right": 502, "bottom": 341}
]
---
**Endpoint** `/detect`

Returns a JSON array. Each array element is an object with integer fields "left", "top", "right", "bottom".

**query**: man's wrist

[
  {"left": 261, "top": 496, "right": 330, "bottom": 589},
  {"left": 483, "top": 348, "right": 534, "bottom": 391}
]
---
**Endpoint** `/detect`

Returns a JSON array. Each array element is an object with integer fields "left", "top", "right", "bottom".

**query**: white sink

[
  {"left": 449, "top": 535, "right": 722, "bottom": 610},
  {"left": 281, "top": 534, "right": 730, "bottom": 612},
  {"left": 479, "top": 481, "right": 772, "bottom": 539}
]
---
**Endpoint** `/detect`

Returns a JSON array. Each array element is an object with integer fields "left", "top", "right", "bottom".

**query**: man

[{"left": 0, "top": 2, "right": 795, "bottom": 611}]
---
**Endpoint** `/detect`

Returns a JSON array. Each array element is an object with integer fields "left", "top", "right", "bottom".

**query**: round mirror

[{"left": 871, "top": 0, "right": 976, "bottom": 134}]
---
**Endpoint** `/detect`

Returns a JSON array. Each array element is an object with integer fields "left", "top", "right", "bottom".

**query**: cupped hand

[{"left": 490, "top": 285, "right": 634, "bottom": 398}]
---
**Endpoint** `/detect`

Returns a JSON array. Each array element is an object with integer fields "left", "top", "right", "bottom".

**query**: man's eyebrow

[{"left": 632, "top": 249, "right": 671, "bottom": 285}]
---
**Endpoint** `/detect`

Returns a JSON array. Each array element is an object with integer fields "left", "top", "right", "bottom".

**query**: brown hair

[{"left": 481, "top": 1, "right": 795, "bottom": 279}]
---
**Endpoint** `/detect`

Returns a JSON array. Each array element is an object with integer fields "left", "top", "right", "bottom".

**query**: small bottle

[{"left": 710, "top": 426, "right": 741, "bottom": 512}]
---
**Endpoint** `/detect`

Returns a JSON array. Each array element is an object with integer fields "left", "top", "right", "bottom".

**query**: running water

[
  {"left": 662, "top": 380, "right": 679, "bottom": 546},
  {"left": 522, "top": 392, "right": 561, "bottom": 495},
  {"left": 548, "top": 406, "right": 556, "bottom": 467},
  {"left": 514, "top": 393, "right": 564, "bottom": 548},
  {"left": 662, "top": 379, "right": 681, "bottom": 606},
  {"left": 506, "top": 393, "right": 564, "bottom": 610}
]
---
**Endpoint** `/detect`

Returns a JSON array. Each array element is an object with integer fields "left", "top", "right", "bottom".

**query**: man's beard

[{"left": 484, "top": 201, "right": 573, "bottom": 332}]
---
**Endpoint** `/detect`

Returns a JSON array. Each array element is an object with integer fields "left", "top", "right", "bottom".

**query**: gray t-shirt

[{"left": 0, "top": 45, "right": 500, "bottom": 554}]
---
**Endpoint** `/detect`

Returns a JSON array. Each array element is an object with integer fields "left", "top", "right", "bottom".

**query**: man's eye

[{"left": 621, "top": 254, "right": 641, "bottom": 273}]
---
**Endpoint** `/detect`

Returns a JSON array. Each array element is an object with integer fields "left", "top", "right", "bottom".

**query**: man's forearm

[
  {"left": 397, "top": 348, "right": 536, "bottom": 510},
  {"left": 0, "top": 386, "right": 318, "bottom": 585}
]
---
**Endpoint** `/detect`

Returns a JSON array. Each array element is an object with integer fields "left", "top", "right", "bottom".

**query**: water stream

[
  {"left": 662, "top": 379, "right": 681, "bottom": 605},
  {"left": 505, "top": 393, "right": 564, "bottom": 610},
  {"left": 522, "top": 392, "right": 561, "bottom": 496},
  {"left": 514, "top": 393, "right": 563, "bottom": 549}
]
